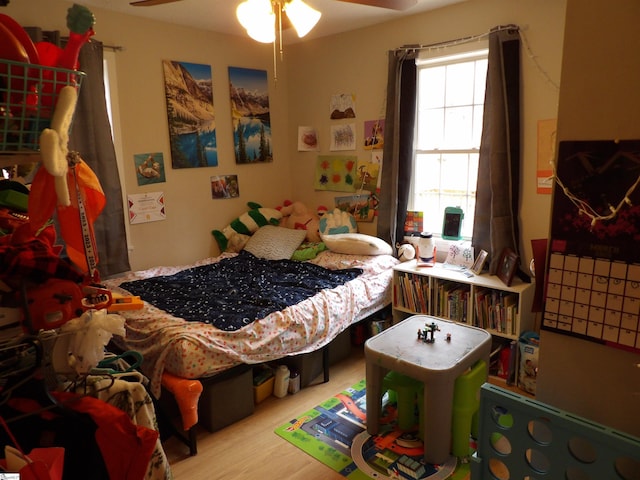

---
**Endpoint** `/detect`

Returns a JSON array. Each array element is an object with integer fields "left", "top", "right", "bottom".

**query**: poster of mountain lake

[
  {"left": 229, "top": 66, "right": 272, "bottom": 164},
  {"left": 162, "top": 60, "right": 217, "bottom": 168}
]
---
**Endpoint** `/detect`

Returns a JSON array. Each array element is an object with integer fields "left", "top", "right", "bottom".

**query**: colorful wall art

[
  {"left": 364, "top": 119, "right": 384, "bottom": 150},
  {"left": 229, "top": 67, "right": 272, "bottom": 164},
  {"left": 134, "top": 152, "right": 166, "bottom": 186},
  {"left": 314, "top": 155, "right": 357, "bottom": 192},
  {"left": 162, "top": 60, "right": 217, "bottom": 168},
  {"left": 335, "top": 193, "right": 376, "bottom": 222}
]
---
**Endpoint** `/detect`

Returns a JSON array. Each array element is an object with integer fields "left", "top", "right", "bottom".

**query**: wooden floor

[
  {"left": 162, "top": 347, "right": 528, "bottom": 479},
  {"left": 163, "top": 347, "right": 367, "bottom": 480}
]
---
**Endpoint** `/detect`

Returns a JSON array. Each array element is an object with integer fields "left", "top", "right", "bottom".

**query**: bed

[{"left": 102, "top": 225, "right": 398, "bottom": 446}]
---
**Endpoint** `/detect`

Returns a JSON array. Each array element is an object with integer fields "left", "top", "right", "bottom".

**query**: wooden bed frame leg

[{"left": 323, "top": 345, "right": 330, "bottom": 383}]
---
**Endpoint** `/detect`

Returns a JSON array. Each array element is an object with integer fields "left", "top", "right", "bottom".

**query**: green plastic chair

[
  {"left": 451, "top": 359, "right": 488, "bottom": 457},
  {"left": 382, "top": 370, "right": 423, "bottom": 431}
]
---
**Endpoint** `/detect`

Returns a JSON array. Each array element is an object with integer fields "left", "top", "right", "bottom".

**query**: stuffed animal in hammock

[{"left": 211, "top": 202, "right": 282, "bottom": 252}]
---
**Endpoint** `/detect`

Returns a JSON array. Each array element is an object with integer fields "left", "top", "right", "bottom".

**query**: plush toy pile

[
  {"left": 211, "top": 200, "right": 393, "bottom": 259},
  {"left": 212, "top": 200, "right": 330, "bottom": 253}
]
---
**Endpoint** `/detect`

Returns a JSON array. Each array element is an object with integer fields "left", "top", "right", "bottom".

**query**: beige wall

[
  {"left": 4, "top": 0, "right": 564, "bottom": 272},
  {"left": 285, "top": 0, "right": 565, "bottom": 252},
  {"left": 5, "top": 0, "right": 293, "bottom": 270},
  {"left": 536, "top": 0, "right": 640, "bottom": 437}
]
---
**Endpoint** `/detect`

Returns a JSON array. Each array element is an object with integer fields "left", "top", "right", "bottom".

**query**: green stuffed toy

[{"left": 212, "top": 202, "right": 282, "bottom": 252}]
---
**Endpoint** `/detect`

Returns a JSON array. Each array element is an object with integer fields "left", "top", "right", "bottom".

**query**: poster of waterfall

[
  {"left": 229, "top": 66, "right": 272, "bottom": 164},
  {"left": 162, "top": 60, "right": 217, "bottom": 169}
]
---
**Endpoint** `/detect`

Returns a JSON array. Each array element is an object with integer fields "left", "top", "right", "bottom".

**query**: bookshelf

[{"left": 392, "top": 261, "right": 535, "bottom": 341}]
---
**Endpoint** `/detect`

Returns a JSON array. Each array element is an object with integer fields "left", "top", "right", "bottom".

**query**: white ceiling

[{"left": 79, "top": 0, "right": 466, "bottom": 43}]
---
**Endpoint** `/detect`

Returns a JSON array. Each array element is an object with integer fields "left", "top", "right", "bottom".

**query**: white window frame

[{"left": 410, "top": 43, "right": 488, "bottom": 242}]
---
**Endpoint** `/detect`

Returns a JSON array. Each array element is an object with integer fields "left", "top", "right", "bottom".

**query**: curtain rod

[
  {"left": 62, "top": 37, "right": 126, "bottom": 52},
  {"left": 394, "top": 24, "right": 519, "bottom": 54},
  {"left": 103, "top": 44, "right": 125, "bottom": 52}
]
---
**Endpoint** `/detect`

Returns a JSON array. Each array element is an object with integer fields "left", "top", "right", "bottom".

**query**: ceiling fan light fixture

[
  {"left": 283, "top": 0, "right": 321, "bottom": 38},
  {"left": 236, "top": 0, "right": 276, "bottom": 43},
  {"left": 236, "top": 0, "right": 322, "bottom": 82}
]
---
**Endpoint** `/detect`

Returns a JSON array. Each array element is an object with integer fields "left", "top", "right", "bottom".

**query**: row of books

[
  {"left": 394, "top": 272, "right": 429, "bottom": 313},
  {"left": 394, "top": 273, "right": 521, "bottom": 335},
  {"left": 433, "top": 281, "right": 469, "bottom": 323},
  {"left": 474, "top": 288, "right": 519, "bottom": 335}
]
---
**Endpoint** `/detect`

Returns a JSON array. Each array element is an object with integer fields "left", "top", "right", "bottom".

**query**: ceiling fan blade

[
  {"left": 130, "top": 0, "right": 183, "bottom": 6},
  {"left": 338, "top": 0, "right": 418, "bottom": 10}
]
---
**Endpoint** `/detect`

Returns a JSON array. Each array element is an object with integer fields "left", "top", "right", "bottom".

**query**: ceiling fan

[{"left": 129, "top": 0, "right": 418, "bottom": 11}]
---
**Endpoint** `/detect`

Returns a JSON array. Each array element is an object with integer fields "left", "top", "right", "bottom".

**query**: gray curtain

[
  {"left": 69, "top": 40, "right": 130, "bottom": 278},
  {"left": 472, "top": 26, "right": 522, "bottom": 274},
  {"left": 376, "top": 49, "right": 417, "bottom": 252}
]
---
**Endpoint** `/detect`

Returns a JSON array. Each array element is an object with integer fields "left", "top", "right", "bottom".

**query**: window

[{"left": 410, "top": 46, "right": 488, "bottom": 239}]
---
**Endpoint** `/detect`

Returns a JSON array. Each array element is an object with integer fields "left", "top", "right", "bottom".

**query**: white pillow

[
  {"left": 243, "top": 225, "right": 307, "bottom": 260},
  {"left": 320, "top": 233, "right": 393, "bottom": 256}
]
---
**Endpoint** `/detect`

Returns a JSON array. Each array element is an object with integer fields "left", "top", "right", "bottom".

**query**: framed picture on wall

[
  {"left": 497, "top": 247, "right": 519, "bottom": 286},
  {"left": 162, "top": 60, "right": 217, "bottom": 168},
  {"left": 229, "top": 66, "right": 272, "bottom": 164},
  {"left": 470, "top": 249, "right": 488, "bottom": 274}
]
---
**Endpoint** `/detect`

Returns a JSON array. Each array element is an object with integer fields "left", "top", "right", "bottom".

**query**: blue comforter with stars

[{"left": 119, "top": 250, "right": 363, "bottom": 331}]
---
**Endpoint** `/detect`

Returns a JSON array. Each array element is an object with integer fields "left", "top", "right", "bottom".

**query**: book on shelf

[
  {"left": 503, "top": 293, "right": 517, "bottom": 335},
  {"left": 396, "top": 272, "right": 429, "bottom": 313},
  {"left": 473, "top": 288, "right": 519, "bottom": 335},
  {"left": 404, "top": 210, "right": 423, "bottom": 233}
]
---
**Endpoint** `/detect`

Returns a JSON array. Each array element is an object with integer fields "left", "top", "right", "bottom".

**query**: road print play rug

[{"left": 275, "top": 380, "right": 471, "bottom": 480}]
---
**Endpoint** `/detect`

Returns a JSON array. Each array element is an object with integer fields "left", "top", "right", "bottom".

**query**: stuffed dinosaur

[{"left": 212, "top": 202, "right": 282, "bottom": 252}]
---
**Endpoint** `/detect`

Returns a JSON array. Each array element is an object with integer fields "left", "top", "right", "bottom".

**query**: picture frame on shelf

[
  {"left": 470, "top": 249, "right": 488, "bottom": 274},
  {"left": 497, "top": 247, "right": 519, "bottom": 286}
]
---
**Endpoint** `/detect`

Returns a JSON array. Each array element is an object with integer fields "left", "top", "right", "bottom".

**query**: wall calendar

[
  {"left": 543, "top": 252, "right": 640, "bottom": 351},
  {"left": 543, "top": 139, "right": 640, "bottom": 353}
]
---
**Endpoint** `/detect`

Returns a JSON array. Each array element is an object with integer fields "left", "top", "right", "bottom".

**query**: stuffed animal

[
  {"left": 212, "top": 202, "right": 282, "bottom": 252},
  {"left": 277, "top": 200, "right": 322, "bottom": 243},
  {"left": 39, "top": 85, "right": 78, "bottom": 207},
  {"left": 397, "top": 243, "right": 416, "bottom": 262},
  {"left": 318, "top": 208, "right": 358, "bottom": 236}
]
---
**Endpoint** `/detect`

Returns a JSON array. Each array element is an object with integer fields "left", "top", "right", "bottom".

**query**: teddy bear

[{"left": 276, "top": 200, "right": 323, "bottom": 243}]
